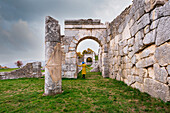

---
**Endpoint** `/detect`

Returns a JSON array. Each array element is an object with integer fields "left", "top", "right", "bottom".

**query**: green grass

[
  {"left": 0, "top": 68, "right": 19, "bottom": 72},
  {"left": 41, "top": 70, "right": 45, "bottom": 72},
  {"left": 0, "top": 69, "right": 169, "bottom": 112}
]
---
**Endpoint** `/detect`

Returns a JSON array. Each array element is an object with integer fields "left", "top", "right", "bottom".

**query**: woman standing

[{"left": 78, "top": 62, "right": 90, "bottom": 79}]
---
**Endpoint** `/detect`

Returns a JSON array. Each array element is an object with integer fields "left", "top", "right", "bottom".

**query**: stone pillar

[
  {"left": 93, "top": 52, "right": 95, "bottom": 64},
  {"left": 101, "top": 44, "right": 109, "bottom": 78},
  {"left": 44, "top": 16, "right": 62, "bottom": 95}
]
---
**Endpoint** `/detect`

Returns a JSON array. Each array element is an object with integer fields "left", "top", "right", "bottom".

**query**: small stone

[
  {"left": 148, "top": 67, "right": 155, "bottom": 79},
  {"left": 143, "top": 29, "right": 156, "bottom": 45},
  {"left": 123, "top": 46, "right": 128, "bottom": 54},
  {"left": 150, "top": 19, "right": 160, "bottom": 30},
  {"left": 135, "top": 76, "right": 144, "bottom": 83},
  {"left": 128, "top": 37, "right": 135, "bottom": 46},
  {"left": 144, "top": 25, "right": 150, "bottom": 34},
  {"left": 166, "top": 65, "right": 170, "bottom": 75},
  {"left": 131, "top": 55, "right": 136, "bottom": 64}
]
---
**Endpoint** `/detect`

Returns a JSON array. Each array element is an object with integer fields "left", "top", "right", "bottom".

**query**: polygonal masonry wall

[{"left": 45, "top": 0, "right": 170, "bottom": 102}]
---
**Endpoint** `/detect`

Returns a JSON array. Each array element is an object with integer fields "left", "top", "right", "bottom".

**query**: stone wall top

[{"left": 65, "top": 19, "right": 103, "bottom": 25}]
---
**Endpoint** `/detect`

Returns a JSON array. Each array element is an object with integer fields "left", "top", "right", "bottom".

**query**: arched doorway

[{"left": 61, "top": 19, "right": 109, "bottom": 78}]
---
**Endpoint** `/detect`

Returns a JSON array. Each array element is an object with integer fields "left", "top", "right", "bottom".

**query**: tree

[
  {"left": 82, "top": 50, "right": 88, "bottom": 55},
  {"left": 77, "top": 52, "right": 83, "bottom": 58},
  {"left": 15, "top": 61, "right": 23, "bottom": 68}
]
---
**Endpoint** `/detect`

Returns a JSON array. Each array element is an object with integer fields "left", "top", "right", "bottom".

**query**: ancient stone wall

[
  {"left": 0, "top": 62, "right": 42, "bottom": 80},
  {"left": 107, "top": 0, "right": 170, "bottom": 102}
]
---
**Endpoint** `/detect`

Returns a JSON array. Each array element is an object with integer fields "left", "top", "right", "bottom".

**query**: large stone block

[
  {"left": 138, "top": 68, "right": 148, "bottom": 78},
  {"left": 122, "top": 24, "right": 131, "bottom": 40},
  {"left": 127, "top": 75, "right": 136, "bottom": 86},
  {"left": 150, "top": 7, "right": 163, "bottom": 21},
  {"left": 133, "top": 30, "right": 144, "bottom": 53},
  {"left": 136, "top": 56, "right": 155, "bottom": 68},
  {"left": 144, "top": 78, "right": 169, "bottom": 102},
  {"left": 154, "top": 63, "right": 168, "bottom": 83},
  {"left": 64, "top": 30, "right": 79, "bottom": 37},
  {"left": 163, "top": 0, "right": 170, "bottom": 16},
  {"left": 137, "top": 13, "right": 150, "bottom": 30},
  {"left": 144, "top": 0, "right": 168, "bottom": 13},
  {"left": 143, "top": 29, "right": 156, "bottom": 45},
  {"left": 134, "top": 6, "right": 145, "bottom": 21},
  {"left": 130, "top": 22, "right": 138, "bottom": 37},
  {"left": 155, "top": 43, "right": 170, "bottom": 66},
  {"left": 139, "top": 45, "right": 156, "bottom": 59},
  {"left": 156, "top": 17, "right": 170, "bottom": 46}
]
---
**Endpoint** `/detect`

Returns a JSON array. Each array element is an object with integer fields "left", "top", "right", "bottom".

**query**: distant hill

[{"left": 2, "top": 60, "right": 45, "bottom": 68}]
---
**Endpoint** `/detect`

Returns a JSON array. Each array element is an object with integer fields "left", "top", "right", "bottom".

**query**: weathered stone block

[
  {"left": 144, "top": 0, "right": 168, "bottom": 13},
  {"left": 154, "top": 63, "right": 168, "bottom": 83},
  {"left": 139, "top": 45, "right": 156, "bottom": 59},
  {"left": 135, "top": 76, "right": 144, "bottom": 83},
  {"left": 64, "top": 30, "right": 79, "bottom": 37},
  {"left": 155, "top": 43, "right": 170, "bottom": 66},
  {"left": 128, "top": 37, "right": 135, "bottom": 47},
  {"left": 156, "top": 17, "right": 170, "bottom": 46},
  {"left": 148, "top": 67, "right": 155, "bottom": 79},
  {"left": 123, "top": 56, "right": 130, "bottom": 64},
  {"left": 70, "top": 42, "right": 76, "bottom": 48},
  {"left": 150, "top": 19, "right": 160, "bottom": 30},
  {"left": 136, "top": 56, "right": 155, "bottom": 68},
  {"left": 134, "top": 6, "right": 145, "bottom": 21},
  {"left": 167, "top": 77, "right": 170, "bottom": 86},
  {"left": 166, "top": 65, "right": 170, "bottom": 75},
  {"left": 130, "top": 22, "right": 138, "bottom": 37},
  {"left": 132, "top": 82, "right": 144, "bottom": 92},
  {"left": 144, "top": 25, "right": 150, "bottom": 34},
  {"left": 127, "top": 75, "right": 136, "bottom": 86},
  {"left": 123, "top": 46, "right": 128, "bottom": 55},
  {"left": 163, "top": 0, "right": 170, "bottom": 16},
  {"left": 144, "top": 78, "right": 169, "bottom": 102},
  {"left": 143, "top": 29, "right": 156, "bottom": 45},
  {"left": 137, "top": 13, "right": 150, "bottom": 30},
  {"left": 150, "top": 7, "right": 163, "bottom": 21},
  {"left": 133, "top": 30, "right": 144, "bottom": 53},
  {"left": 131, "top": 55, "right": 136, "bottom": 64},
  {"left": 122, "top": 24, "right": 131, "bottom": 40}
]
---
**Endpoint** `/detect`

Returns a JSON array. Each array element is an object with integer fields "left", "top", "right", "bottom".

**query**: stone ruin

[
  {"left": 0, "top": 62, "right": 42, "bottom": 80},
  {"left": 45, "top": 0, "right": 170, "bottom": 102},
  {"left": 83, "top": 52, "right": 95, "bottom": 65}
]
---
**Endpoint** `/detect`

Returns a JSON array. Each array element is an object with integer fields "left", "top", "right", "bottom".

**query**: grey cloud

[{"left": 0, "top": 0, "right": 132, "bottom": 65}]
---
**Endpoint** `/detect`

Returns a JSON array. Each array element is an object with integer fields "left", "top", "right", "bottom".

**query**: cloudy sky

[{"left": 0, "top": 0, "right": 132, "bottom": 65}]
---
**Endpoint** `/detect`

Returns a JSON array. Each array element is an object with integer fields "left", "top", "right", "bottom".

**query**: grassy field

[
  {"left": 0, "top": 66, "right": 169, "bottom": 112},
  {"left": 0, "top": 68, "right": 19, "bottom": 72}
]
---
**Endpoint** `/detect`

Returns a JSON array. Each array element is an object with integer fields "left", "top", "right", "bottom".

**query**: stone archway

[{"left": 61, "top": 19, "right": 109, "bottom": 78}]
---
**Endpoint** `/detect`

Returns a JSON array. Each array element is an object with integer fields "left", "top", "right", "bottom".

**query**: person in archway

[{"left": 78, "top": 62, "right": 90, "bottom": 79}]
